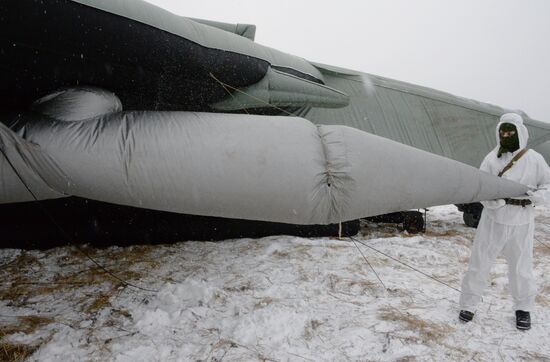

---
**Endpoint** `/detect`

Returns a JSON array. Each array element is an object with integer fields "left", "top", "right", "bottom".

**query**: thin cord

[
  {"left": 0, "top": 145, "right": 158, "bottom": 293},
  {"left": 207, "top": 75, "right": 461, "bottom": 296},
  {"left": 349, "top": 236, "right": 462, "bottom": 294},
  {"left": 350, "top": 237, "right": 387, "bottom": 290},
  {"left": 535, "top": 237, "right": 550, "bottom": 251},
  {"left": 211, "top": 72, "right": 250, "bottom": 115},
  {"left": 209, "top": 72, "right": 298, "bottom": 117}
]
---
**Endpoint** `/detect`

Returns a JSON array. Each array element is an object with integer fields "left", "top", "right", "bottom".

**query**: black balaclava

[{"left": 497, "top": 123, "right": 520, "bottom": 157}]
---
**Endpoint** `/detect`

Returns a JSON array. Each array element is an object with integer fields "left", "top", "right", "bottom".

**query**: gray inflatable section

[
  {"left": 188, "top": 18, "right": 256, "bottom": 41},
  {"left": 71, "top": 0, "right": 324, "bottom": 83},
  {"left": 31, "top": 87, "right": 123, "bottom": 122},
  {"left": 0, "top": 123, "right": 66, "bottom": 203},
  {"left": 2, "top": 109, "right": 528, "bottom": 225}
]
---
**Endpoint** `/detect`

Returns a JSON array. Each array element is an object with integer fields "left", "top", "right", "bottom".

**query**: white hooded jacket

[{"left": 480, "top": 113, "right": 550, "bottom": 225}]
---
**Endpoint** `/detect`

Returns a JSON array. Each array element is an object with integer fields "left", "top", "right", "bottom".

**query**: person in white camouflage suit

[{"left": 459, "top": 113, "right": 550, "bottom": 330}]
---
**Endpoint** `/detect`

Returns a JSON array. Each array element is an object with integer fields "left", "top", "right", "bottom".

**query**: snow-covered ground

[{"left": 1, "top": 205, "right": 549, "bottom": 361}]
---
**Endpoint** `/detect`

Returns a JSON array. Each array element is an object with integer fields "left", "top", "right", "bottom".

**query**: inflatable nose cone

[{"left": 318, "top": 125, "right": 528, "bottom": 223}]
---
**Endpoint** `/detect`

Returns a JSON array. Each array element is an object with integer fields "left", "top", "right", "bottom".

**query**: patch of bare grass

[
  {"left": 1, "top": 316, "right": 53, "bottom": 335},
  {"left": 271, "top": 249, "right": 289, "bottom": 258},
  {"left": 303, "top": 319, "right": 322, "bottom": 341},
  {"left": 0, "top": 278, "right": 61, "bottom": 307},
  {"left": 520, "top": 351, "right": 550, "bottom": 361},
  {"left": 253, "top": 297, "right": 275, "bottom": 310},
  {"left": 378, "top": 307, "right": 453, "bottom": 343},
  {"left": 0, "top": 315, "right": 53, "bottom": 362},
  {"left": 326, "top": 273, "right": 378, "bottom": 296},
  {"left": 1, "top": 260, "right": 141, "bottom": 310},
  {"left": 63, "top": 265, "right": 141, "bottom": 285},
  {"left": 348, "top": 251, "right": 391, "bottom": 269},
  {"left": 363, "top": 230, "right": 421, "bottom": 239},
  {"left": 0, "top": 252, "right": 42, "bottom": 277},
  {"left": 0, "top": 341, "right": 38, "bottom": 362},
  {"left": 324, "top": 244, "right": 349, "bottom": 250},
  {"left": 535, "top": 285, "right": 550, "bottom": 307},
  {"left": 109, "top": 245, "right": 160, "bottom": 268},
  {"left": 292, "top": 245, "right": 313, "bottom": 257},
  {"left": 534, "top": 242, "right": 550, "bottom": 257},
  {"left": 86, "top": 293, "right": 114, "bottom": 313},
  {"left": 223, "top": 280, "right": 252, "bottom": 293},
  {"left": 68, "top": 245, "right": 161, "bottom": 271},
  {"left": 423, "top": 230, "right": 462, "bottom": 238},
  {"left": 2, "top": 245, "right": 149, "bottom": 305}
]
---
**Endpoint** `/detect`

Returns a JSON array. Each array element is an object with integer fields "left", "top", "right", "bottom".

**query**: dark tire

[
  {"left": 339, "top": 219, "right": 361, "bottom": 237},
  {"left": 403, "top": 211, "right": 424, "bottom": 233},
  {"left": 463, "top": 212, "right": 481, "bottom": 228},
  {"left": 457, "top": 202, "right": 483, "bottom": 228}
]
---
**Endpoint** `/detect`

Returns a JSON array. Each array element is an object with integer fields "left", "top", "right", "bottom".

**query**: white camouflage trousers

[{"left": 459, "top": 212, "right": 536, "bottom": 312}]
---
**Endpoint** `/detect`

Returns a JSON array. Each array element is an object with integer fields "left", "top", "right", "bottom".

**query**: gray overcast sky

[{"left": 145, "top": 0, "right": 550, "bottom": 122}]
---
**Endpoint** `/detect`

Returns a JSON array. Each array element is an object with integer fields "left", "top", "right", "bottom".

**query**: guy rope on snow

[
  {"left": 209, "top": 73, "right": 469, "bottom": 297},
  {"left": 535, "top": 237, "right": 550, "bottom": 251},
  {"left": 350, "top": 237, "right": 387, "bottom": 291},
  {"left": 348, "top": 236, "right": 462, "bottom": 294}
]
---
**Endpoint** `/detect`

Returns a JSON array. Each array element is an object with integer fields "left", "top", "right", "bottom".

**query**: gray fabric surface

[
  {"left": 31, "top": 87, "right": 122, "bottom": 122},
  {"left": 304, "top": 63, "right": 550, "bottom": 166},
  {"left": 188, "top": 18, "right": 256, "bottom": 41},
  {"left": 2, "top": 110, "right": 528, "bottom": 224},
  {"left": 70, "top": 0, "right": 324, "bottom": 83},
  {"left": 0, "top": 123, "right": 67, "bottom": 203}
]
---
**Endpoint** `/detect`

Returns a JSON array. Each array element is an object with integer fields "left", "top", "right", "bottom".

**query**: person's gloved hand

[
  {"left": 527, "top": 190, "right": 547, "bottom": 206},
  {"left": 481, "top": 199, "right": 505, "bottom": 209}
]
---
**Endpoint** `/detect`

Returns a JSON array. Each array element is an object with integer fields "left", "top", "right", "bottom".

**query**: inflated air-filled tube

[{"left": 0, "top": 88, "right": 528, "bottom": 247}]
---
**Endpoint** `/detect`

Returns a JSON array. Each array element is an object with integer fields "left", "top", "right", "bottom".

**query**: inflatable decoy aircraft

[{"left": 1, "top": 0, "right": 548, "bottom": 246}]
